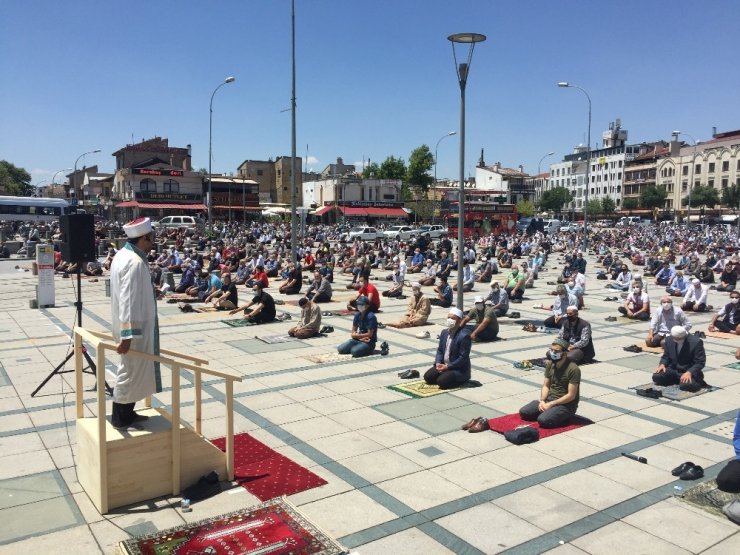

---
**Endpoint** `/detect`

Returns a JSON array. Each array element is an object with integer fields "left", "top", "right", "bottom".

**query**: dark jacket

[
  {"left": 659, "top": 334, "right": 706, "bottom": 382},
  {"left": 435, "top": 326, "right": 472, "bottom": 380},
  {"left": 560, "top": 317, "right": 595, "bottom": 362}
]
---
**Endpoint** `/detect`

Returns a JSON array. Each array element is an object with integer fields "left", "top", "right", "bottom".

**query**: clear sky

[{"left": 2, "top": 0, "right": 739, "bottom": 188}]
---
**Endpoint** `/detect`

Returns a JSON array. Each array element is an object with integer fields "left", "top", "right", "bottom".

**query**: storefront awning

[
  {"left": 115, "top": 200, "right": 206, "bottom": 210},
  {"left": 213, "top": 205, "right": 263, "bottom": 211},
  {"left": 365, "top": 207, "right": 407, "bottom": 217},
  {"left": 314, "top": 206, "right": 333, "bottom": 216},
  {"left": 339, "top": 206, "right": 369, "bottom": 216}
]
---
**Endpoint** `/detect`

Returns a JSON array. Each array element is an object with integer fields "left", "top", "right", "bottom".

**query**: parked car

[
  {"left": 383, "top": 225, "right": 416, "bottom": 241},
  {"left": 416, "top": 224, "right": 448, "bottom": 239},
  {"left": 616, "top": 216, "right": 641, "bottom": 227},
  {"left": 347, "top": 226, "right": 381, "bottom": 241},
  {"left": 516, "top": 217, "right": 533, "bottom": 232},
  {"left": 559, "top": 221, "right": 577, "bottom": 232},
  {"left": 542, "top": 219, "right": 562, "bottom": 234},
  {"left": 152, "top": 215, "right": 205, "bottom": 234}
]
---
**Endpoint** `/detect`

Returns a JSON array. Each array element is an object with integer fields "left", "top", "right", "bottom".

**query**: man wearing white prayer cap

[
  {"left": 387, "top": 282, "right": 431, "bottom": 329},
  {"left": 652, "top": 325, "right": 706, "bottom": 392},
  {"left": 109, "top": 217, "right": 161, "bottom": 429},
  {"left": 423, "top": 306, "right": 472, "bottom": 389}
]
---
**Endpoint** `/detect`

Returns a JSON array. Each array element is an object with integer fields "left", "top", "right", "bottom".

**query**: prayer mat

[
  {"left": 615, "top": 316, "right": 645, "bottom": 325},
  {"left": 641, "top": 343, "right": 664, "bottom": 354},
  {"left": 211, "top": 434, "right": 328, "bottom": 501},
  {"left": 257, "top": 334, "right": 303, "bottom": 344},
  {"left": 387, "top": 379, "right": 481, "bottom": 399},
  {"left": 724, "top": 362, "right": 740, "bottom": 370},
  {"left": 193, "top": 306, "right": 220, "bottom": 313},
  {"left": 706, "top": 330, "right": 737, "bottom": 339},
  {"left": 677, "top": 479, "right": 740, "bottom": 520},
  {"left": 222, "top": 319, "right": 260, "bottom": 327},
  {"left": 334, "top": 309, "right": 356, "bottom": 316},
  {"left": 119, "top": 496, "right": 344, "bottom": 555},
  {"left": 487, "top": 413, "right": 593, "bottom": 439},
  {"left": 303, "top": 353, "right": 353, "bottom": 364},
  {"left": 630, "top": 383, "right": 718, "bottom": 401}
]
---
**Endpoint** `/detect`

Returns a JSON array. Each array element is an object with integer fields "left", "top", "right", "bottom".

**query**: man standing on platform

[{"left": 110, "top": 217, "right": 161, "bottom": 430}]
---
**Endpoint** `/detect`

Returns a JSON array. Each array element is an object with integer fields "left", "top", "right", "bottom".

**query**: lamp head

[
  {"left": 557, "top": 82, "right": 570, "bottom": 88},
  {"left": 93, "top": 149, "right": 101, "bottom": 153},
  {"left": 449, "top": 131, "right": 457, "bottom": 136},
  {"left": 547, "top": 151, "right": 554, "bottom": 156},
  {"left": 447, "top": 33, "right": 486, "bottom": 44},
  {"left": 225, "top": 76, "right": 236, "bottom": 84}
]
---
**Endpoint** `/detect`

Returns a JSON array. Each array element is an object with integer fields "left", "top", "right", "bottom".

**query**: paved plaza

[{"left": 0, "top": 252, "right": 738, "bottom": 554}]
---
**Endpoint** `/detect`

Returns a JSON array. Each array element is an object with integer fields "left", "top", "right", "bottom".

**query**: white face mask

[
  {"left": 446, "top": 318, "right": 458, "bottom": 331},
  {"left": 732, "top": 298, "right": 739, "bottom": 305},
  {"left": 549, "top": 350, "right": 563, "bottom": 361},
  {"left": 662, "top": 302, "right": 672, "bottom": 311},
  {"left": 633, "top": 288, "right": 642, "bottom": 293},
  {"left": 358, "top": 305, "right": 368, "bottom": 313},
  {"left": 475, "top": 303, "right": 484, "bottom": 311}
]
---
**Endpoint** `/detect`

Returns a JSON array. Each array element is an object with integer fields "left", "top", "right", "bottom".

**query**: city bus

[{"left": 0, "top": 196, "right": 71, "bottom": 222}]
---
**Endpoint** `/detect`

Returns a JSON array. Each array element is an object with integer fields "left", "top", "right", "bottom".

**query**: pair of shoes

[
  {"left": 322, "top": 311, "right": 334, "bottom": 316},
  {"left": 461, "top": 416, "right": 485, "bottom": 431},
  {"left": 508, "top": 311, "right": 521, "bottom": 319},
  {"left": 522, "top": 323, "right": 538, "bottom": 332},
  {"left": 637, "top": 387, "right": 662, "bottom": 399},
  {"left": 624, "top": 345, "right": 643, "bottom": 353},
  {"left": 511, "top": 298, "right": 522, "bottom": 303},
  {"left": 672, "top": 461, "right": 704, "bottom": 480},
  {"left": 532, "top": 304, "right": 544, "bottom": 309},
  {"left": 380, "top": 341, "right": 389, "bottom": 356},
  {"left": 605, "top": 316, "right": 617, "bottom": 322},
  {"left": 398, "top": 369, "right": 419, "bottom": 379},
  {"left": 319, "top": 325, "right": 334, "bottom": 334},
  {"left": 416, "top": 330, "right": 430, "bottom": 339},
  {"left": 468, "top": 418, "right": 490, "bottom": 433},
  {"left": 604, "top": 296, "right": 618, "bottom": 301},
  {"left": 513, "top": 360, "right": 533, "bottom": 370},
  {"left": 377, "top": 322, "right": 386, "bottom": 329},
  {"left": 722, "top": 500, "right": 740, "bottom": 525},
  {"left": 694, "top": 331, "right": 706, "bottom": 339}
]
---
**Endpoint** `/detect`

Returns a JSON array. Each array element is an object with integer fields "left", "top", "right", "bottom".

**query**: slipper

[
  {"left": 636, "top": 387, "right": 662, "bottom": 399},
  {"left": 522, "top": 323, "right": 538, "bottom": 332},
  {"left": 274, "top": 299, "right": 285, "bottom": 305},
  {"left": 693, "top": 331, "right": 706, "bottom": 339},
  {"left": 508, "top": 311, "right": 521, "bottom": 319},
  {"left": 377, "top": 322, "right": 386, "bottom": 329},
  {"left": 380, "top": 341, "right": 389, "bottom": 356},
  {"left": 397, "top": 369, "right": 419, "bottom": 379},
  {"left": 416, "top": 330, "right": 430, "bottom": 339},
  {"left": 513, "top": 360, "right": 533, "bottom": 370},
  {"left": 319, "top": 325, "right": 334, "bottom": 334},
  {"left": 532, "top": 304, "right": 544, "bottom": 309},
  {"left": 671, "top": 461, "right": 695, "bottom": 476},
  {"left": 623, "top": 345, "right": 643, "bottom": 353},
  {"left": 605, "top": 316, "right": 617, "bottom": 322},
  {"left": 679, "top": 465, "right": 704, "bottom": 480}
]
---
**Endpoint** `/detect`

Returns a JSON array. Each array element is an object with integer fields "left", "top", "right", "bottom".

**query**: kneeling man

[
  {"left": 652, "top": 325, "right": 706, "bottom": 392},
  {"left": 423, "top": 308, "right": 471, "bottom": 389}
]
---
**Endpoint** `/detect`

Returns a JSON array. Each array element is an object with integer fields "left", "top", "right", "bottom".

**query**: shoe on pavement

[{"left": 416, "top": 330, "right": 430, "bottom": 339}]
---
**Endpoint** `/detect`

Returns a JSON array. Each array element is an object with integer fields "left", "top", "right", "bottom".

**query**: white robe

[{"left": 110, "top": 242, "right": 161, "bottom": 403}]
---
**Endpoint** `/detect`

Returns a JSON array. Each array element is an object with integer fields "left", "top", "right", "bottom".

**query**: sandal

[
  {"left": 623, "top": 345, "right": 643, "bottom": 353},
  {"left": 522, "top": 323, "right": 538, "bottom": 332},
  {"left": 605, "top": 316, "right": 617, "bottom": 322}
]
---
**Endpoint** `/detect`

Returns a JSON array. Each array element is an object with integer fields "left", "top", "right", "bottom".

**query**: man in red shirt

[
  {"left": 303, "top": 250, "right": 316, "bottom": 271},
  {"left": 348, "top": 274, "right": 381, "bottom": 313}
]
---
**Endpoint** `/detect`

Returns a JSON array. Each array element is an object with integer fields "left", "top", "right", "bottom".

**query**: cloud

[
  {"left": 306, "top": 156, "right": 319, "bottom": 165},
  {"left": 353, "top": 160, "right": 364, "bottom": 170}
]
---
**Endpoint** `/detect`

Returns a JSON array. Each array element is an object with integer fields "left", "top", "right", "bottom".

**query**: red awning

[
  {"left": 339, "top": 206, "right": 369, "bottom": 216},
  {"left": 365, "top": 207, "right": 407, "bottom": 217},
  {"left": 115, "top": 200, "right": 138, "bottom": 208},
  {"left": 314, "top": 206, "right": 333, "bottom": 216},
  {"left": 115, "top": 201, "right": 207, "bottom": 210},
  {"left": 213, "top": 205, "right": 263, "bottom": 211}
]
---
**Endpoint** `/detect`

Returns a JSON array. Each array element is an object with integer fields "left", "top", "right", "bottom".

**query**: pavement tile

[
  {"left": 493, "top": 484, "right": 596, "bottom": 531},
  {"left": 341, "top": 449, "right": 424, "bottom": 483},
  {"left": 543, "top": 468, "right": 641, "bottom": 510},
  {"left": 356, "top": 527, "right": 456, "bottom": 555},
  {"left": 429, "top": 455, "right": 520, "bottom": 493},
  {"left": 379, "top": 469, "right": 473, "bottom": 511},
  {"left": 571, "top": 520, "right": 692, "bottom": 554},
  {"left": 298, "top": 489, "right": 398, "bottom": 539}
]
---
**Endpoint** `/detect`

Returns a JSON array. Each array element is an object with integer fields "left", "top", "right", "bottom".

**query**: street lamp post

[
  {"left": 672, "top": 130, "right": 697, "bottom": 225},
  {"left": 208, "top": 76, "right": 236, "bottom": 225},
  {"left": 433, "top": 131, "right": 456, "bottom": 225},
  {"left": 558, "top": 82, "right": 591, "bottom": 251},
  {"left": 448, "top": 32, "right": 486, "bottom": 310},
  {"left": 73, "top": 149, "right": 101, "bottom": 203},
  {"left": 289, "top": 0, "right": 298, "bottom": 265},
  {"left": 537, "top": 151, "right": 554, "bottom": 212}
]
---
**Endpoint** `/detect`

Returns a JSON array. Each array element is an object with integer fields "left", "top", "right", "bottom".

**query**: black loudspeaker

[{"left": 60, "top": 214, "right": 96, "bottom": 263}]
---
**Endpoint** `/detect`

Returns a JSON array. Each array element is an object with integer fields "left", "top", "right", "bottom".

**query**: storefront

[{"left": 313, "top": 201, "right": 409, "bottom": 224}]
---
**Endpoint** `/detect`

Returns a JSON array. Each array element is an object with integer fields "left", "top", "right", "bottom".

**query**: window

[
  {"left": 257, "top": 169, "right": 264, "bottom": 176},
  {"left": 619, "top": 160, "right": 623, "bottom": 168},
  {"left": 683, "top": 166, "right": 688, "bottom": 176},
  {"left": 708, "top": 179, "right": 714, "bottom": 188},
  {"left": 695, "top": 164, "right": 701, "bottom": 174},
  {"left": 709, "top": 162, "right": 715, "bottom": 173},
  {"left": 139, "top": 178, "right": 156, "bottom": 192},
  {"left": 618, "top": 172, "right": 622, "bottom": 180},
  {"left": 383, "top": 194, "right": 395, "bottom": 200},
  {"left": 682, "top": 182, "right": 687, "bottom": 191},
  {"left": 722, "top": 178, "right": 728, "bottom": 188},
  {"left": 277, "top": 169, "right": 281, "bottom": 177},
  {"left": 163, "top": 179, "right": 179, "bottom": 193},
  {"left": 722, "top": 161, "right": 729, "bottom": 172}
]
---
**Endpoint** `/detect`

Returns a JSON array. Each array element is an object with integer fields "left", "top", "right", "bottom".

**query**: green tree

[
  {"left": 516, "top": 199, "right": 535, "bottom": 218},
  {"left": 721, "top": 183, "right": 740, "bottom": 212},
  {"left": 622, "top": 197, "right": 639, "bottom": 210},
  {"left": 586, "top": 199, "right": 602, "bottom": 216},
  {"left": 377, "top": 155, "right": 406, "bottom": 180},
  {"left": 684, "top": 184, "right": 720, "bottom": 208},
  {"left": 639, "top": 185, "right": 668, "bottom": 210},
  {"left": 406, "top": 145, "right": 434, "bottom": 193},
  {"left": 539, "top": 187, "right": 573, "bottom": 212},
  {"left": 0, "top": 160, "right": 32, "bottom": 195},
  {"left": 601, "top": 197, "right": 616, "bottom": 214},
  {"left": 362, "top": 162, "right": 380, "bottom": 179}
]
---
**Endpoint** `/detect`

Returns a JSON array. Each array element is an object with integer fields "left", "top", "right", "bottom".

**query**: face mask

[
  {"left": 633, "top": 288, "right": 641, "bottom": 293},
  {"left": 732, "top": 298, "right": 739, "bottom": 305},
  {"left": 475, "top": 303, "right": 484, "bottom": 311},
  {"left": 413, "top": 290, "right": 421, "bottom": 297},
  {"left": 549, "top": 350, "right": 563, "bottom": 361},
  {"left": 662, "top": 302, "right": 672, "bottom": 311},
  {"left": 446, "top": 318, "right": 458, "bottom": 331},
  {"left": 358, "top": 305, "right": 368, "bottom": 313}
]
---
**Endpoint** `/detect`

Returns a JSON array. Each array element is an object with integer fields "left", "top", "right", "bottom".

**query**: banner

[{"left": 36, "top": 244, "right": 55, "bottom": 307}]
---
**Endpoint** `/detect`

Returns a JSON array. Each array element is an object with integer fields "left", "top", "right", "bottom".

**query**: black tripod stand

[{"left": 31, "top": 268, "right": 113, "bottom": 397}]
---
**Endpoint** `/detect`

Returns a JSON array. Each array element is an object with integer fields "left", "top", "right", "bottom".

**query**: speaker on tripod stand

[{"left": 32, "top": 213, "right": 112, "bottom": 397}]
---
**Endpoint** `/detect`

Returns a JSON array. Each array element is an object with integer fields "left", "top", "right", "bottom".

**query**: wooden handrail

[{"left": 83, "top": 329, "right": 210, "bottom": 365}]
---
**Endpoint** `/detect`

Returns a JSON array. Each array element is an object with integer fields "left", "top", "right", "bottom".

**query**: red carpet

[
  {"left": 487, "top": 413, "right": 593, "bottom": 439},
  {"left": 211, "top": 433, "right": 327, "bottom": 501}
]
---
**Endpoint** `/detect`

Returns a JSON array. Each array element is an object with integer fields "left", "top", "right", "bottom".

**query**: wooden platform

[{"left": 77, "top": 407, "right": 226, "bottom": 513}]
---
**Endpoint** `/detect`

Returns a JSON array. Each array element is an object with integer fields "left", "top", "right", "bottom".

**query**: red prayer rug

[
  {"left": 119, "top": 496, "right": 345, "bottom": 555},
  {"left": 211, "top": 433, "right": 328, "bottom": 501},
  {"left": 487, "top": 413, "right": 593, "bottom": 439}
]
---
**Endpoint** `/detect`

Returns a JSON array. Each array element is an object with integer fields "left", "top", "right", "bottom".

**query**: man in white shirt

[
  {"left": 646, "top": 296, "right": 692, "bottom": 347},
  {"left": 681, "top": 278, "right": 709, "bottom": 312},
  {"left": 618, "top": 285, "right": 650, "bottom": 320}
]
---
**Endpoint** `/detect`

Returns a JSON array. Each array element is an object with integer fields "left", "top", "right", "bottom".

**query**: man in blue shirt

[
  {"left": 717, "top": 409, "right": 740, "bottom": 494},
  {"left": 337, "top": 295, "right": 377, "bottom": 357},
  {"left": 430, "top": 275, "right": 453, "bottom": 308}
]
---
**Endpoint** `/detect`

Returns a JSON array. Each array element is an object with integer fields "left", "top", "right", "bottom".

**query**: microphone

[{"left": 622, "top": 452, "right": 647, "bottom": 464}]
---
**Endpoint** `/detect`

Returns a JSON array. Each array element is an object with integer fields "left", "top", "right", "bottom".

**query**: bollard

[
  {"left": 32, "top": 262, "right": 38, "bottom": 276},
  {"left": 105, "top": 279, "right": 111, "bottom": 297}
]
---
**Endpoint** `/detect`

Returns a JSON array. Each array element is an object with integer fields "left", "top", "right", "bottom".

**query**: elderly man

[
  {"left": 109, "top": 217, "right": 161, "bottom": 430},
  {"left": 387, "top": 282, "right": 431, "bottom": 328},
  {"left": 545, "top": 285, "right": 578, "bottom": 328},
  {"left": 558, "top": 306, "right": 595, "bottom": 364},
  {"left": 708, "top": 290, "right": 740, "bottom": 334},
  {"left": 461, "top": 295, "right": 499, "bottom": 342},
  {"left": 652, "top": 325, "right": 706, "bottom": 392},
  {"left": 306, "top": 269, "right": 333, "bottom": 303},
  {"left": 646, "top": 296, "right": 692, "bottom": 348},
  {"left": 423, "top": 307, "right": 472, "bottom": 389},
  {"left": 681, "top": 278, "right": 709, "bottom": 313},
  {"left": 618, "top": 283, "right": 651, "bottom": 320},
  {"left": 418, "top": 258, "right": 437, "bottom": 287},
  {"left": 337, "top": 295, "right": 378, "bottom": 358},
  {"left": 288, "top": 297, "right": 321, "bottom": 339},
  {"left": 430, "top": 275, "right": 453, "bottom": 308},
  {"left": 485, "top": 281, "right": 509, "bottom": 317}
]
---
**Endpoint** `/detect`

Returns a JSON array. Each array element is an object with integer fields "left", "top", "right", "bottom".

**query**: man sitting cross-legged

[
  {"left": 519, "top": 337, "right": 581, "bottom": 428},
  {"left": 387, "top": 282, "right": 431, "bottom": 328},
  {"left": 205, "top": 272, "right": 238, "bottom": 311},
  {"left": 618, "top": 284, "right": 651, "bottom": 321},
  {"left": 305, "top": 269, "right": 333, "bottom": 303},
  {"left": 652, "top": 325, "right": 706, "bottom": 392},
  {"left": 460, "top": 295, "right": 499, "bottom": 342},
  {"left": 228, "top": 282, "right": 276, "bottom": 323},
  {"left": 337, "top": 295, "right": 377, "bottom": 358},
  {"left": 288, "top": 297, "right": 321, "bottom": 339},
  {"left": 423, "top": 308, "right": 472, "bottom": 390}
]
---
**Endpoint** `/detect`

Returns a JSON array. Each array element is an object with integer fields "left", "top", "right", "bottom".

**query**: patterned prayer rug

[
  {"left": 257, "top": 334, "right": 303, "bottom": 344},
  {"left": 487, "top": 413, "right": 593, "bottom": 439},
  {"left": 222, "top": 319, "right": 260, "bottom": 327},
  {"left": 678, "top": 479, "right": 740, "bottom": 520},
  {"left": 211, "top": 433, "right": 327, "bottom": 501},
  {"left": 706, "top": 330, "right": 737, "bottom": 339},
  {"left": 387, "top": 379, "right": 480, "bottom": 398},
  {"left": 303, "top": 353, "right": 354, "bottom": 364},
  {"left": 631, "top": 382, "right": 717, "bottom": 401},
  {"left": 119, "top": 496, "right": 345, "bottom": 555},
  {"left": 641, "top": 343, "right": 664, "bottom": 354}
]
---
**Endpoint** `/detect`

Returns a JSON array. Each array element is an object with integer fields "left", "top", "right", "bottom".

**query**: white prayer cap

[
  {"left": 691, "top": 278, "right": 700, "bottom": 285},
  {"left": 123, "top": 217, "right": 152, "bottom": 238},
  {"left": 474, "top": 295, "right": 485, "bottom": 304},
  {"left": 411, "top": 282, "right": 422, "bottom": 290},
  {"left": 567, "top": 306, "right": 579, "bottom": 313},
  {"left": 670, "top": 325, "right": 688, "bottom": 339},
  {"left": 448, "top": 308, "right": 465, "bottom": 319}
]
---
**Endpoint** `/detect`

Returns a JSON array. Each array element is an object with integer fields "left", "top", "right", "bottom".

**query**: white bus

[{"left": 0, "top": 196, "right": 70, "bottom": 222}]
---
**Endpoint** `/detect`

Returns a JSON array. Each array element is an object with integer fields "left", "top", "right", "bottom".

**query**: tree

[
  {"left": 721, "top": 183, "right": 740, "bottom": 212},
  {"left": 516, "top": 199, "right": 535, "bottom": 218},
  {"left": 622, "top": 197, "right": 639, "bottom": 210},
  {"left": 586, "top": 199, "right": 602, "bottom": 216},
  {"left": 362, "top": 162, "right": 380, "bottom": 179},
  {"left": 684, "top": 184, "right": 720, "bottom": 208},
  {"left": 539, "top": 187, "right": 573, "bottom": 212},
  {"left": 377, "top": 156, "right": 406, "bottom": 180},
  {"left": 600, "top": 197, "right": 616, "bottom": 214},
  {"left": 0, "top": 160, "right": 32, "bottom": 196},
  {"left": 406, "top": 145, "right": 434, "bottom": 193},
  {"left": 639, "top": 185, "right": 668, "bottom": 210}
]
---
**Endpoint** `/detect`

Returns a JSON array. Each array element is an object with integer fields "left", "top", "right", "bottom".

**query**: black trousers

[
  {"left": 717, "top": 459, "right": 740, "bottom": 493},
  {"left": 423, "top": 366, "right": 468, "bottom": 389},
  {"left": 652, "top": 369, "right": 703, "bottom": 392},
  {"left": 543, "top": 315, "right": 563, "bottom": 328},
  {"left": 111, "top": 402, "right": 136, "bottom": 428}
]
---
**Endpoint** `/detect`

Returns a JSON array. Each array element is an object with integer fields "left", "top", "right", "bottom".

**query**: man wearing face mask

[
  {"left": 505, "top": 266, "right": 526, "bottom": 303},
  {"left": 646, "top": 296, "right": 691, "bottom": 348},
  {"left": 424, "top": 308, "right": 472, "bottom": 389},
  {"left": 545, "top": 285, "right": 578, "bottom": 328},
  {"left": 387, "top": 283, "right": 431, "bottom": 328},
  {"left": 558, "top": 306, "right": 595, "bottom": 364},
  {"left": 337, "top": 295, "right": 378, "bottom": 358},
  {"left": 708, "top": 290, "right": 740, "bottom": 334},
  {"left": 461, "top": 295, "right": 499, "bottom": 342},
  {"left": 518, "top": 338, "right": 581, "bottom": 428},
  {"left": 618, "top": 284, "right": 651, "bottom": 321},
  {"left": 652, "top": 325, "right": 706, "bottom": 392},
  {"left": 681, "top": 278, "right": 709, "bottom": 313},
  {"left": 485, "top": 281, "right": 509, "bottom": 317}
]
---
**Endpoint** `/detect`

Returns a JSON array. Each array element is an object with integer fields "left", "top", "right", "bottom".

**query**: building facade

[
  {"left": 237, "top": 157, "right": 303, "bottom": 206},
  {"left": 474, "top": 151, "right": 532, "bottom": 204},
  {"left": 622, "top": 141, "right": 671, "bottom": 210}
]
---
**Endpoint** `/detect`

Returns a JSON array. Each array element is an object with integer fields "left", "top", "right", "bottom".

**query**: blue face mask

[{"left": 549, "top": 349, "right": 563, "bottom": 361}]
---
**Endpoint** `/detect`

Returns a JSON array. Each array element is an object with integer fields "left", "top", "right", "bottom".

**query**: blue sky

[{"left": 2, "top": 0, "right": 739, "bottom": 187}]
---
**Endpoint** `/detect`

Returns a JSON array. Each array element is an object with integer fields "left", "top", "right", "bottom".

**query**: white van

[
  {"left": 617, "top": 216, "right": 640, "bottom": 227},
  {"left": 542, "top": 219, "right": 561, "bottom": 233}
]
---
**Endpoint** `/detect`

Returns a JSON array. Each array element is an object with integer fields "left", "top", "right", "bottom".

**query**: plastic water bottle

[{"left": 180, "top": 498, "right": 192, "bottom": 512}]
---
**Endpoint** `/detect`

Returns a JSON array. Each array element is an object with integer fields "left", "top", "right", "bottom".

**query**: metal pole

[
  {"left": 433, "top": 131, "right": 456, "bottom": 226},
  {"left": 456, "top": 69, "right": 466, "bottom": 310},
  {"left": 208, "top": 77, "right": 235, "bottom": 226},
  {"left": 687, "top": 141, "right": 696, "bottom": 225},
  {"left": 290, "top": 0, "right": 298, "bottom": 264}
]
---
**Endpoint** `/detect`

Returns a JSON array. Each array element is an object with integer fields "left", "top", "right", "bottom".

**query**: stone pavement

[{"left": 0, "top": 253, "right": 738, "bottom": 554}]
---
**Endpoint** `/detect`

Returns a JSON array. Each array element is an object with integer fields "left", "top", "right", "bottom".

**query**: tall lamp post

[
  {"left": 672, "top": 130, "right": 697, "bottom": 225},
  {"left": 289, "top": 0, "right": 298, "bottom": 264},
  {"left": 537, "top": 151, "right": 554, "bottom": 213},
  {"left": 73, "top": 149, "right": 101, "bottom": 203},
  {"left": 448, "top": 32, "right": 486, "bottom": 310},
  {"left": 50, "top": 168, "right": 72, "bottom": 197},
  {"left": 208, "top": 76, "right": 236, "bottom": 225},
  {"left": 433, "top": 131, "right": 456, "bottom": 225},
  {"left": 558, "top": 82, "right": 591, "bottom": 251}
]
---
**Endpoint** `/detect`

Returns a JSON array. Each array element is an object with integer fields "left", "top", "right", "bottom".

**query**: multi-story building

[
  {"left": 306, "top": 177, "right": 406, "bottom": 222},
  {"left": 236, "top": 157, "right": 303, "bottom": 205},
  {"left": 474, "top": 151, "right": 532, "bottom": 204},
  {"left": 545, "top": 145, "right": 588, "bottom": 212},
  {"left": 622, "top": 141, "right": 671, "bottom": 209}
]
